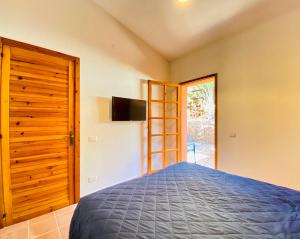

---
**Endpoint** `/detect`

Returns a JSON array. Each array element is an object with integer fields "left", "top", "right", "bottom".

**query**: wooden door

[
  {"left": 148, "top": 80, "right": 181, "bottom": 173},
  {"left": 0, "top": 38, "right": 80, "bottom": 225}
]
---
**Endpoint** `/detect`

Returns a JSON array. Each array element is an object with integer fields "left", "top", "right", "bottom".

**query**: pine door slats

[
  {"left": 1, "top": 45, "right": 13, "bottom": 225},
  {"left": 0, "top": 39, "right": 79, "bottom": 226}
]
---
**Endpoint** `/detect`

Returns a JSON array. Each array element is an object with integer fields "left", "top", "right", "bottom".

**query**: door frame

[
  {"left": 180, "top": 74, "right": 218, "bottom": 169},
  {"left": 0, "top": 37, "right": 80, "bottom": 227}
]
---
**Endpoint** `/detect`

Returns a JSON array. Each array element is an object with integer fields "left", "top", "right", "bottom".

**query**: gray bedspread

[{"left": 70, "top": 162, "right": 300, "bottom": 238}]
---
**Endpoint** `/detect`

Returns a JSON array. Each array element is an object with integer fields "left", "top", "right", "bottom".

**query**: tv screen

[{"left": 112, "top": 97, "right": 146, "bottom": 121}]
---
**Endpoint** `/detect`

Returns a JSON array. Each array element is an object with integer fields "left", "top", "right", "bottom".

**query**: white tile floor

[{"left": 0, "top": 204, "right": 76, "bottom": 239}]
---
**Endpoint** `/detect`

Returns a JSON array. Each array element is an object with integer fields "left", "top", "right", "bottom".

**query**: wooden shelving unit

[{"left": 147, "top": 80, "right": 181, "bottom": 174}]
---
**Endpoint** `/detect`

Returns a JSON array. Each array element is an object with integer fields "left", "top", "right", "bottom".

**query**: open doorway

[{"left": 181, "top": 74, "right": 217, "bottom": 169}]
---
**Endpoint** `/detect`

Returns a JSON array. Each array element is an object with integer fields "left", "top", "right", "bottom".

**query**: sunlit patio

[
  {"left": 186, "top": 79, "right": 215, "bottom": 169},
  {"left": 187, "top": 141, "right": 215, "bottom": 168}
]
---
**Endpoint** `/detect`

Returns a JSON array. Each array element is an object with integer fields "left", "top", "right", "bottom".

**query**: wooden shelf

[
  {"left": 149, "top": 117, "right": 178, "bottom": 120},
  {"left": 151, "top": 99, "right": 163, "bottom": 103},
  {"left": 148, "top": 80, "right": 181, "bottom": 174},
  {"left": 149, "top": 81, "right": 179, "bottom": 87},
  {"left": 151, "top": 133, "right": 178, "bottom": 137},
  {"left": 166, "top": 149, "right": 178, "bottom": 152},
  {"left": 151, "top": 99, "right": 178, "bottom": 104},
  {"left": 165, "top": 117, "right": 178, "bottom": 120},
  {"left": 149, "top": 117, "right": 163, "bottom": 120},
  {"left": 151, "top": 148, "right": 178, "bottom": 154},
  {"left": 151, "top": 150, "right": 163, "bottom": 154},
  {"left": 165, "top": 101, "right": 178, "bottom": 104}
]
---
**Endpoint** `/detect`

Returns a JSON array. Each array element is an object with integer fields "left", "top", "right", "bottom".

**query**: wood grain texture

[
  {"left": 0, "top": 37, "right": 78, "bottom": 61},
  {"left": 0, "top": 37, "right": 80, "bottom": 226},
  {"left": 74, "top": 58, "right": 80, "bottom": 202},
  {"left": 8, "top": 47, "right": 70, "bottom": 224},
  {"left": 68, "top": 61, "right": 75, "bottom": 204},
  {"left": 1, "top": 45, "right": 13, "bottom": 225},
  {"left": 0, "top": 38, "right": 4, "bottom": 228}
]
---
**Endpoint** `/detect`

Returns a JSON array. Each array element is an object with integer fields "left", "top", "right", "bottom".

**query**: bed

[{"left": 70, "top": 162, "right": 300, "bottom": 238}]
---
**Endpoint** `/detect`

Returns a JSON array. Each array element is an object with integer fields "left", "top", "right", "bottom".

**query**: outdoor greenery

[
  {"left": 187, "top": 81, "right": 215, "bottom": 144},
  {"left": 187, "top": 81, "right": 215, "bottom": 120}
]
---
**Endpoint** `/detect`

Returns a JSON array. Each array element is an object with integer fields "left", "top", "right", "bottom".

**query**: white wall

[
  {"left": 2, "top": 0, "right": 299, "bottom": 194},
  {"left": 171, "top": 7, "right": 300, "bottom": 190},
  {"left": 0, "top": 0, "right": 169, "bottom": 196}
]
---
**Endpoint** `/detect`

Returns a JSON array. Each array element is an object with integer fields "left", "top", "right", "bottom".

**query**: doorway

[{"left": 181, "top": 74, "right": 217, "bottom": 169}]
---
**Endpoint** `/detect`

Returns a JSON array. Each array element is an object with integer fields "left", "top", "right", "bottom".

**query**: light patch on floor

[
  {"left": 187, "top": 142, "right": 215, "bottom": 169},
  {"left": 0, "top": 204, "right": 76, "bottom": 239}
]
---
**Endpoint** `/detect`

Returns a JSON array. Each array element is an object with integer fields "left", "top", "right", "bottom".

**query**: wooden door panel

[
  {"left": 10, "top": 76, "right": 68, "bottom": 90},
  {"left": 11, "top": 166, "right": 68, "bottom": 185},
  {"left": 12, "top": 195, "right": 69, "bottom": 223},
  {"left": 0, "top": 43, "right": 76, "bottom": 225},
  {"left": 10, "top": 60, "right": 68, "bottom": 75},
  {"left": 10, "top": 47, "right": 69, "bottom": 69},
  {"left": 10, "top": 63, "right": 68, "bottom": 79},
  {"left": 12, "top": 184, "right": 68, "bottom": 204},
  {"left": 148, "top": 81, "right": 181, "bottom": 173},
  {"left": 10, "top": 120, "right": 68, "bottom": 127},
  {"left": 0, "top": 38, "right": 5, "bottom": 229},
  {"left": 10, "top": 142, "right": 68, "bottom": 158},
  {"left": 9, "top": 84, "right": 68, "bottom": 97},
  {"left": 1, "top": 45, "right": 13, "bottom": 225}
]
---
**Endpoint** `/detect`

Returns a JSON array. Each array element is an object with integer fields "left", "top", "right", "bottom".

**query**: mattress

[{"left": 70, "top": 162, "right": 300, "bottom": 239}]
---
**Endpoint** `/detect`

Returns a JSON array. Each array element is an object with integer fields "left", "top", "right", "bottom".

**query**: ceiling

[{"left": 94, "top": 0, "right": 300, "bottom": 60}]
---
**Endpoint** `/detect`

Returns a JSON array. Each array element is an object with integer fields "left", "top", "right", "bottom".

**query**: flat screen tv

[{"left": 112, "top": 96, "right": 146, "bottom": 121}]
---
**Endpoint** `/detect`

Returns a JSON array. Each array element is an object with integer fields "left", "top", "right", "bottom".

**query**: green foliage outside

[{"left": 187, "top": 81, "right": 215, "bottom": 120}]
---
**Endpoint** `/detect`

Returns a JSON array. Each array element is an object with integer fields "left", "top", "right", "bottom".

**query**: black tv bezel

[{"left": 112, "top": 96, "right": 146, "bottom": 121}]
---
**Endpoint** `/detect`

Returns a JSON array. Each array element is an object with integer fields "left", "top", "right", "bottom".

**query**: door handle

[{"left": 70, "top": 130, "right": 75, "bottom": 145}]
